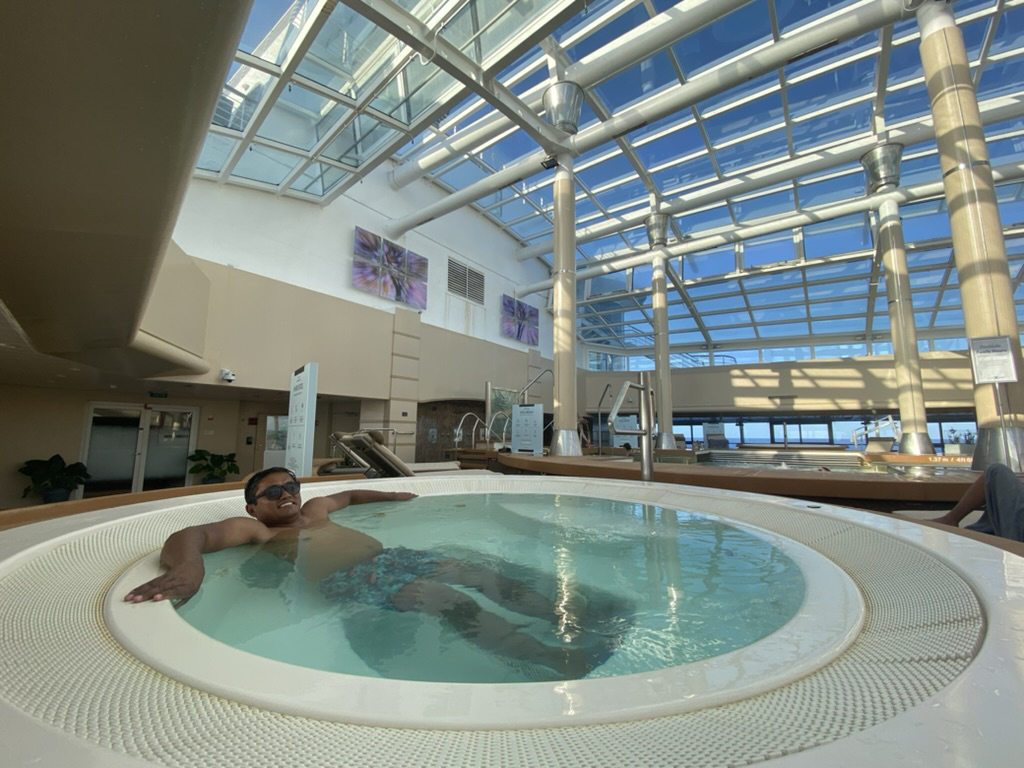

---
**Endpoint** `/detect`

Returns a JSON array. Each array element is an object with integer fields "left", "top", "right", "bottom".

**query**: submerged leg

[
  {"left": 431, "top": 559, "right": 635, "bottom": 642},
  {"left": 391, "top": 579, "right": 614, "bottom": 679}
]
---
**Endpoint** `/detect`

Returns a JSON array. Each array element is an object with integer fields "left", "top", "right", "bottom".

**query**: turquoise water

[{"left": 178, "top": 493, "right": 806, "bottom": 684}]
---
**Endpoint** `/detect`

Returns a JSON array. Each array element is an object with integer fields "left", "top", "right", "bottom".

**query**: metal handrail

[
  {"left": 517, "top": 368, "right": 552, "bottom": 404},
  {"left": 595, "top": 383, "right": 613, "bottom": 454},
  {"left": 607, "top": 372, "right": 655, "bottom": 481},
  {"left": 454, "top": 412, "right": 486, "bottom": 449},
  {"left": 851, "top": 415, "right": 901, "bottom": 449}
]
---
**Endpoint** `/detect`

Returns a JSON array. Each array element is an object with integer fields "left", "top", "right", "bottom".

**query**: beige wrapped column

[
  {"left": 544, "top": 82, "right": 585, "bottom": 456},
  {"left": 861, "top": 144, "right": 933, "bottom": 455},
  {"left": 645, "top": 213, "right": 677, "bottom": 449},
  {"left": 917, "top": 0, "right": 1024, "bottom": 469}
]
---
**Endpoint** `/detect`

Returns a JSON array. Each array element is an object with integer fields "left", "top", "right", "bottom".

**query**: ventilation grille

[{"left": 447, "top": 259, "right": 485, "bottom": 304}]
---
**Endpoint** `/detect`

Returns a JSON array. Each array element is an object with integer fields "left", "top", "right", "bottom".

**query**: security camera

[{"left": 219, "top": 368, "right": 237, "bottom": 383}]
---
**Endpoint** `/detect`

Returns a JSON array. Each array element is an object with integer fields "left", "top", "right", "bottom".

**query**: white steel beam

[
  {"left": 516, "top": 160, "right": 1024, "bottom": 296},
  {"left": 387, "top": 0, "right": 921, "bottom": 237},
  {"left": 340, "top": 0, "right": 574, "bottom": 155},
  {"left": 518, "top": 92, "right": 1024, "bottom": 259},
  {"left": 388, "top": 0, "right": 756, "bottom": 188}
]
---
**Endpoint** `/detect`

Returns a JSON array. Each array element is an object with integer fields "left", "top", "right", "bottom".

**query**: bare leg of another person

[{"left": 932, "top": 471, "right": 986, "bottom": 527}]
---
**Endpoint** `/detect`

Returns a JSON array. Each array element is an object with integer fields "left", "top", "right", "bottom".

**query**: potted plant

[
  {"left": 187, "top": 449, "right": 240, "bottom": 484},
  {"left": 18, "top": 454, "right": 91, "bottom": 503}
]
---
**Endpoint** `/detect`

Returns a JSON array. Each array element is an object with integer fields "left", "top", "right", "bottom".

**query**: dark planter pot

[
  {"left": 41, "top": 488, "right": 72, "bottom": 504},
  {"left": 201, "top": 476, "right": 224, "bottom": 484}
]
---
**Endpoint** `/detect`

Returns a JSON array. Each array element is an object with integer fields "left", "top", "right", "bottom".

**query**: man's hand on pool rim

[{"left": 124, "top": 562, "right": 204, "bottom": 603}]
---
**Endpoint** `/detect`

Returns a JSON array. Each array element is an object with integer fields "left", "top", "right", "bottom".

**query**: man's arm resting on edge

[{"left": 124, "top": 517, "right": 265, "bottom": 603}]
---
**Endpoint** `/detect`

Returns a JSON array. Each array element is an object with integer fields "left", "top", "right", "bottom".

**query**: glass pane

[{"left": 143, "top": 410, "right": 194, "bottom": 492}]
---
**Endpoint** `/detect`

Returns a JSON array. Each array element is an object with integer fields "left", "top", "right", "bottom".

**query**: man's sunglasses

[{"left": 254, "top": 481, "right": 301, "bottom": 501}]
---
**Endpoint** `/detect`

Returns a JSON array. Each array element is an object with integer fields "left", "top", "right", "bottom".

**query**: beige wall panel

[
  {"left": 195, "top": 262, "right": 393, "bottom": 398},
  {"left": 393, "top": 307, "right": 422, "bottom": 338},
  {"left": 391, "top": 355, "right": 420, "bottom": 381},
  {"left": 419, "top": 325, "right": 529, "bottom": 401},
  {"left": 390, "top": 377, "right": 419, "bottom": 402},
  {"left": 139, "top": 241, "right": 211, "bottom": 357},
  {"left": 392, "top": 333, "right": 420, "bottom": 360},
  {"left": 582, "top": 353, "right": 976, "bottom": 413},
  {"left": 360, "top": 399, "right": 387, "bottom": 428}
]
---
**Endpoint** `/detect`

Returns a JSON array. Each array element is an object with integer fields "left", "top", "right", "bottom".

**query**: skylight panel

[
  {"left": 561, "top": 0, "right": 651, "bottom": 61},
  {"left": 257, "top": 83, "right": 349, "bottom": 150},
  {"left": 239, "top": 0, "right": 316, "bottom": 64},
  {"left": 702, "top": 92, "right": 785, "bottom": 145},
  {"left": 477, "top": 131, "right": 536, "bottom": 169},
  {"left": 715, "top": 129, "right": 790, "bottom": 173},
  {"left": 809, "top": 298, "right": 866, "bottom": 317},
  {"left": 931, "top": 309, "right": 967, "bottom": 327},
  {"left": 775, "top": 0, "right": 859, "bottom": 34},
  {"left": 743, "top": 234, "right": 796, "bottom": 267},
  {"left": 652, "top": 155, "right": 717, "bottom": 196},
  {"left": 977, "top": 58, "right": 1024, "bottom": 100},
  {"left": 885, "top": 84, "right": 936, "bottom": 125},
  {"left": 901, "top": 201, "right": 952, "bottom": 242},
  {"left": 811, "top": 319, "right": 868, "bottom": 333},
  {"left": 290, "top": 161, "right": 338, "bottom": 196},
  {"left": 786, "top": 59, "right": 875, "bottom": 118},
  {"left": 577, "top": 155, "right": 637, "bottom": 189},
  {"left": 790, "top": 102, "right": 872, "bottom": 154},
  {"left": 708, "top": 327, "right": 759, "bottom": 341},
  {"left": 783, "top": 29, "right": 877, "bottom": 81},
  {"left": 757, "top": 321, "right": 810, "bottom": 338},
  {"left": 232, "top": 143, "right": 303, "bottom": 185},
  {"left": 732, "top": 188, "right": 797, "bottom": 223},
  {"left": 802, "top": 214, "right": 871, "bottom": 260},
  {"left": 214, "top": 68, "right": 276, "bottom": 133},
  {"left": 196, "top": 133, "right": 240, "bottom": 173},
  {"left": 907, "top": 247, "right": 955, "bottom": 268},
  {"left": 592, "top": 51, "right": 679, "bottom": 112},
  {"left": 592, "top": 176, "right": 649, "bottom": 211},
  {"left": 702, "top": 310, "right": 754, "bottom": 328},
  {"left": 678, "top": 205, "right": 734, "bottom": 235},
  {"left": 672, "top": 0, "right": 773, "bottom": 77},
  {"left": 633, "top": 123, "right": 705, "bottom": 169},
  {"left": 752, "top": 304, "right": 807, "bottom": 322},
  {"left": 797, "top": 169, "right": 863, "bottom": 207},
  {"left": 806, "top": 278, "right": 868, "bottom": 300},
  {"left": 321, "top": 114, "right": 396, "bottom": 166},
  {"left": 695, "top": 295, "right": 747, "bottom": 313},
  {"left": 911, "top": 291, "right": 942, "bottom": 310}
]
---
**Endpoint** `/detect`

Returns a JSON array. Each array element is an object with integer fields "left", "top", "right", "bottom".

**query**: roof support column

[
  {"left": 917, "top": 0, "right": 1024, "bottom": 470},
  {"left": 646, "top": 212, "right": 677, "bottom": 450},
  {"left": 861, "top": 144, "right": 934, "bottom": 455},
  {"left": 547, "top": 82, "right": 584, "bottom": 457}
]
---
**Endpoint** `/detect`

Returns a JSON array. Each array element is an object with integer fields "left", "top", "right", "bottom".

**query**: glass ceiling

[{"left": 195, "top": 0, "right": 1024, "bottom": 368}]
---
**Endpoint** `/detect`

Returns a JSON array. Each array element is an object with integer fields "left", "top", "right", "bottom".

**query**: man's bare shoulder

[{"left": 200, "top": 516, "right": 275, "bottom": 546}]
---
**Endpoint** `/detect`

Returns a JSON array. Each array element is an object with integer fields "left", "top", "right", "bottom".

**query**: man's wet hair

[{"left": 244, "top": 467, "right": 298, "bottom": 504}]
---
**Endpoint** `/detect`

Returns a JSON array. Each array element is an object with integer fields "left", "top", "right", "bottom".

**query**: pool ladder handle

[{"left": 607, "top": 371, "right": 655, "bottom": 482}]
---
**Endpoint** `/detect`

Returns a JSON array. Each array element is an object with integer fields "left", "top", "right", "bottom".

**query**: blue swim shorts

[{"left": 319, "top": 546, "right": 446, "bottom": 609}]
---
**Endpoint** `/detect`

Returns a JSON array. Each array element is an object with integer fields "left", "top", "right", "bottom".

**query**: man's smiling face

[{"left": 246, "top": 471, "right": 303, "bottom": 526}]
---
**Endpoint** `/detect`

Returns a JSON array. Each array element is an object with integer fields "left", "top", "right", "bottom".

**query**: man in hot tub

[{"left": 125, "top": 467, "right": 625, "bottom": 679}]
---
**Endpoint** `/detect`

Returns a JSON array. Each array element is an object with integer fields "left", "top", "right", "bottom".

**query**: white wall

[{"left": 172, "top": 167, "right": 554, "bottom": 359}]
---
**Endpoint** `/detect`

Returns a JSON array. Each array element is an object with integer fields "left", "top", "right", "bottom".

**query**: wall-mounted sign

[{"left": 969, "top": 336, "right": 1018, "bottom": 384}]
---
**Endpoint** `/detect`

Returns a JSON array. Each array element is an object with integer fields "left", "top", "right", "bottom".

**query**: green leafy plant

[
  {"left": 18, "top": 454, "right": 91, "bottom": 502},
  {"left": 187, "top": 449, "right": 240, "bottom": 483}
]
